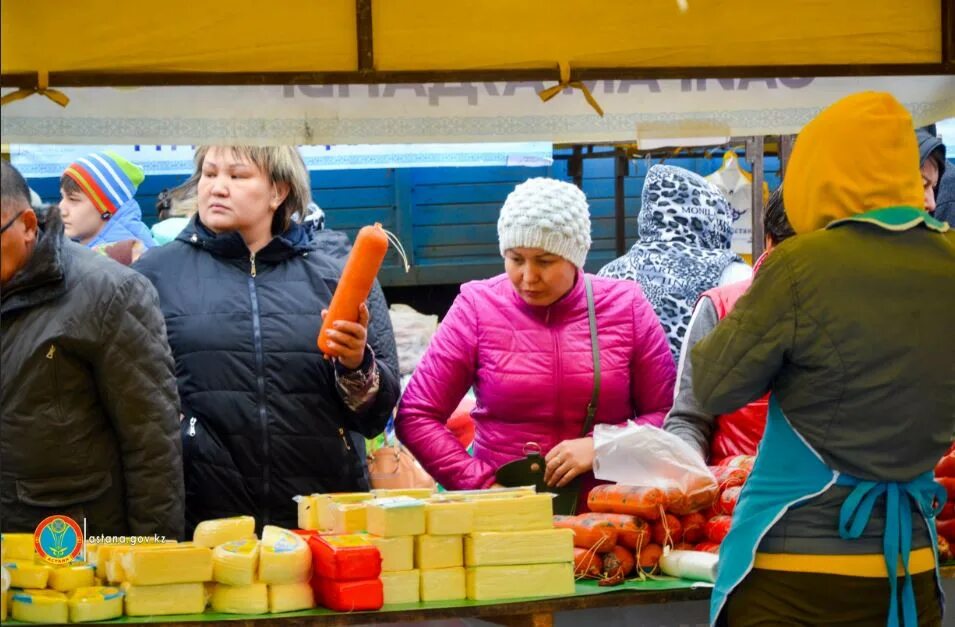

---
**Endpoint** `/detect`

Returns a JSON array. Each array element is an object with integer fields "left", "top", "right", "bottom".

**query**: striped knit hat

[{"left": 63, "top": 151, "right": 145, "bottom": 219}]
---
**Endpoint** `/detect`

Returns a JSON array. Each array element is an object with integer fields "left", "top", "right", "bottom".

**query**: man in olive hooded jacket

[{"left": 692, "top": 93, "right": 954, "bottom": 625}]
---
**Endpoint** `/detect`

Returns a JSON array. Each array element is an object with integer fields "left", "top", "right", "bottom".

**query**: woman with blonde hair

[{"left": 135, "top": 146, "right": 400, "bottom": 533}]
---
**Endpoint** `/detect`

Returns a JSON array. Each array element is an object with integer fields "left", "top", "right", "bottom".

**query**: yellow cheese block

[
  {"left": 258, "top": 526, "right": 311, "bottom": 585},
  {"left": 296, "top": 494, "right": 320, "bottom": 531},
  {"left": 268, "top": 582, "right": 315, "bottom": 613},
  {"left": 466, "top": 562, "right": 574, "bottom": 601},
  {"left": 317, "top": 493, "right": 373, "bottom": 531},
  {"left": 437, "top": 487, "right": 536, "bottom": 501},
  {"left": 1, "top": 533, "right": 35, "bottom": 560},
  {"left": 85, "top": 544, "right": 100, "bottom": 569},
  {"left": 211, "top": 582, "right": 269, "bottom": 614},
  {"left": 420, "top": 567, "right": 466, "bottom": 602},
  {"left": 12, "top": 589, "right": 69, "bottom": 624},
  {"left": 213, "top": 539, "right": 260, "bottom": 586},
  {"left": 193, "top": 516, "right": 257, "bottom": 548},
  {"left": 1, "top": 588, "right": 6, "bottom": 622},
  {"left": 101, "top": 541, "right": 178, "bottom": 582},
  {"left": 367, "top": 535, "right": 413, "bottom": 572},
  {"left": 4, "top": 559, "right": 51, "bottom": 588},
  {"left": 366, "top": 497, "right": 426, "bottom": 537},
  {"left": 49, "top": 562, "right": 96, "bottom": 592},
  {"left": 121, "top": 546, "right": 213, "bottom": 585},
  {"left": 425, "top": 501, "right": 474, "bottom": 535},
  {"left": 380, "top": 569, "right": 419, "bottom": 605},
  {"left": 122, "top": 582, "right": 207, "bottom": 616},
  {"left": 415, "top": 535, "right": 463, "bottom": 570},
  {"left": 331, "top": 503, "right": 367, "bottom": 534},
  {"left": 371, "top": 488, "right": 435, "bottom": 500},
  {"left": 470, "top": 494, "right": 553, "bottom": 532},
  {"left": 68, "top": 586, "right": 123, "bottom": 623},
  {"left": 465, "top": 529, "right": 574, "bottom": 566}
]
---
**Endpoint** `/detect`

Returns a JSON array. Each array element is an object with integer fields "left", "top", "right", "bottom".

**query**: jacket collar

[
  {"left": 507, "top": 269, "right": 586, "bottom": 323},
  {"left": 0, "top": 213, "right": 68, "bottom": 315},
  {"left": 177, "top": 215, "right": 313, "bottom": 263},
  {"left": 827, "top": 206, "right": 950, "bottom": 234}
]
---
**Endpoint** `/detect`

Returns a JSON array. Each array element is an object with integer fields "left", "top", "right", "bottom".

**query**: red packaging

[
  {"left": 313, "top": 576, "right": 383, "bottom": 612},
  {"left": 705, "top": 515, "right": 734, "bottom": 544},
  {"left": 308, "top": 534, "right": 381, "bottom": 581}
]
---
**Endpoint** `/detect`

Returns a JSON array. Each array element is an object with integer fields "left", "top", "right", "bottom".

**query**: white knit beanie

[{"left": 497, "top": 178, "right": 592, "bottom": 268}]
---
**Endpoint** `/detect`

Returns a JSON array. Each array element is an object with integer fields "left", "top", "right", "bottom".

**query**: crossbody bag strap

[{"left": 580, "top": 275, "right": 601, "bottom": 438}]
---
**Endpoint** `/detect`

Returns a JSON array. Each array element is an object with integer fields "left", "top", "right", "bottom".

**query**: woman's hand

[
  {"left": 544, "top": 437, "right": 595, "bottom": 488},
  {"left": 321, "top": 303, "right": 370, "bottom": 370}
]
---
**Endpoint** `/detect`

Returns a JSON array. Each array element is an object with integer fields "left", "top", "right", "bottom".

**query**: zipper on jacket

[
  {"left": 46, "top": 343, "right": 66, "bottom": 424},
  {"left": 250, "top": 253, "right": 257, "bottom": 278},
  {"left": 338, "top": 428, "right": 351, "bottom": 452},
  {"left": 188, "top": 416, "right": 197, "bottom": 437},
  {"left": 248, "top": 275, "right": 271, "bottom": 525}
]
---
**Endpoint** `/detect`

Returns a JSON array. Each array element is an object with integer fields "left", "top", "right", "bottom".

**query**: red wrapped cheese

[
  {"left": 313, "top": 576, "right": 383, "bottom": 612},
  {"left": 308, "top": 534, "right": 381, "bottom": 581}
]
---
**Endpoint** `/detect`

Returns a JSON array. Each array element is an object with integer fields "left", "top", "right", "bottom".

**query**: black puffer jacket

[
  {"left": 134, "top": 218, "right": 400, "bottom": 533},
  {"left": 1, "top": 214, "right": 184, "bottom": 538}
]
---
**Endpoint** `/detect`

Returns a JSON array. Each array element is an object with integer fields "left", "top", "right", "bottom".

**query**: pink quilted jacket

[{"left": 395, "top": 271, "right": 676, "bottom": 498}]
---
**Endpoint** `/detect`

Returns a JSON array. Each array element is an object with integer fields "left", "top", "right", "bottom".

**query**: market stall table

[{"left": 8, "top": 570, "right": 955, "bottom": 627}]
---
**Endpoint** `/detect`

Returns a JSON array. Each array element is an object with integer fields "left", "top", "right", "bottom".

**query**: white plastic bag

[
  {"left": 389, "top": 304, "right": 439, "bottom": 376},
  {"left": 592, "top": 422, "right": 717, "bottom": 515}
]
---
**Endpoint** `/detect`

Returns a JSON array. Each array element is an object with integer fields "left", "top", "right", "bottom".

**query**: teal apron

[{"left": 712, "top": 395, "right": 946, "bottom": 626}]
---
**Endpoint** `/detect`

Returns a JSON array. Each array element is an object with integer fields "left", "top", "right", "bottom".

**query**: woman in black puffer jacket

[{"left": 135, "top": 146, "right": 399, "bottom": 533}]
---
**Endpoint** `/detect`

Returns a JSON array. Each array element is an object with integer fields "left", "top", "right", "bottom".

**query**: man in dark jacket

[
  {"left": 0, "top": 161, "right": 184, "bottom": 539},
  {"left": 916, "top": 126, "right": 947, "bottom": 216}
]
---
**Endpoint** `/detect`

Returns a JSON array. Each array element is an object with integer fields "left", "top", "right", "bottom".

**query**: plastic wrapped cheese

[
  {"left": 193, "top": 516, "right": 256, "bottom": 548},
  {"left": 68, "top": 587, "right": 124, "bottom": 623},
  {"left": 4, "top": 559, "right": 52, "bottom": 588},
  {"left": 122, "top": 545, "right": 213, "bottom": 585},
  {"left": 420, "top": 567, "right": 466, "bottom": 602},
  {"left": 49, "top": 562, "right": 96, "bottom": 592},
  {"left": 1, "top": 566, "right": 9, "bottom": 621},
  {"left": 259, "top": 526, "right": 311, "bottom": 584},
  {"left": 331, "top": 503, "right": 368, "bottom": 534},
  {"left": 367, "top": 535, "right": 413, "bottom": 572},
  {"left": 415, "top": 535, "right": 463, "bottom": 570},
  {"left": 658, "top": 549, "right": 718, "bottom": 583},
  {"left": 102, "top": 541, "right": 177, "bottom": 583},
  {"left": 466, "top": 562, "right": 574, "bottom": 600},
  {"left": 366, "top": 497, "right": 426, "bottom": 537},
  {"left": 380, "top": 569, "right": 419, "bottom": 605},
  {"left": 371, "top": 488, "right": 435, "bottom": 500},
  {"left": 315, "top": 577, "right": 383, "bottom": 612},
  {"left": 296, "top": 495, "right": 320, "bottom": 531},
  {"left": 1, "top": 533, "right": 36, "bottom": 560},
  {"left": 211, "top": 582, "right": 269, "bottom": 614},
  {"left": 317, "top": 493, "right": 374, "bottom": 531},
  {"left": 213, "top": 539, "right": 260, "bottom": 586},
  {"left": 425, "top": 500, "right": 474, "bottom": 535},
  {"left": 470, "top": 494, "right": 553, "bottom": 532},
  {"left": 309, "top": 534, "right": 381, "bottom": 581},
  {"left": 465, "top": 529, "right": 574, "bottom": 566},
  {"left": 122, "top": 582, "right": 207, "bottom": 616},
  {"left": 12, "top": 589, "right": 69, "bottom": 624},
  {"left": 269, "top": 582, "right": 315, "bottom": 613}
]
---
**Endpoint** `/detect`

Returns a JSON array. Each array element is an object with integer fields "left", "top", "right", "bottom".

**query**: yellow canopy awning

[{"left": 2, "top": 0, "right": 951, "bottom": 88}]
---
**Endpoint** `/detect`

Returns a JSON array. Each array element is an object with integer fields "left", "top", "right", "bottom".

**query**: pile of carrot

[
  {"left": 935, "top": 443, "right": 955, "bottom": 563},
  {"left": 561, "top": 455, "right": 755, "bottom": 583}
]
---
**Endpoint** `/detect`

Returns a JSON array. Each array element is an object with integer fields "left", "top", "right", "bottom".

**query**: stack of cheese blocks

[
  {"left": 201, "top": 516, "right": 315, "bottom": 615},
  {"left": 298, "top": 488, "right": 575, "bottom": 604},
  {"left": 1, "top": 532, "right": 126, "bottom": 623}
]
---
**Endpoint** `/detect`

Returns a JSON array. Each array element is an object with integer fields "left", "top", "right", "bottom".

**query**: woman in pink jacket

[{"left": 396, "top": 178, "right": 676, "bottom": 506}]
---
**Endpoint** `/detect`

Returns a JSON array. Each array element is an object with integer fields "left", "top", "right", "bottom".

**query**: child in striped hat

[{"left": 58, "top": 151, "right": 156, "bottom": 249}]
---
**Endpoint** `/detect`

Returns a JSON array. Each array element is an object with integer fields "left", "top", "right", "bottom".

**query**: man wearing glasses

[{"left": 1, "top": 161, "right": 184, "bottom": 539}]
